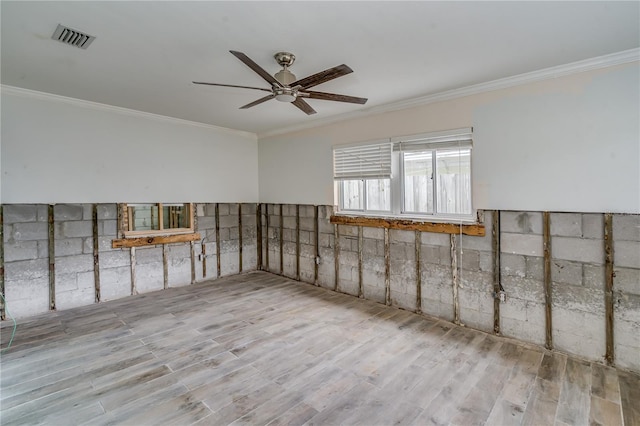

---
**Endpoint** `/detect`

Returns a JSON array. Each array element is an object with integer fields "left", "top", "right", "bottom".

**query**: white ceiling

[{"left": 2, "top": 1, "right": 638, "bottom": 136}]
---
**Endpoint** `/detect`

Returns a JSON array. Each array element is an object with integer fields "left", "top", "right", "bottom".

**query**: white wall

[
  {"left": 258, "top": 62, "right": 640, "bottom": 214},
  {"left": 1, "top": 89, "right": 259, "bottom": 203}
]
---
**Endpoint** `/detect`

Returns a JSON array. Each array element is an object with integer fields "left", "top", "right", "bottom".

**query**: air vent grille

[{"left": 51, "top": 24, "right": 95, "bottom": 49}]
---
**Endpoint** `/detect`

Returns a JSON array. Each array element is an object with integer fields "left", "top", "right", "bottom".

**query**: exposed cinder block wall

[
  {"left": 550, "top": 213, "right": 605, "bottom": 361},
  {"left": 457, "top": 212, "right": 494, "bottom": 333},
  {"left": 97, "top": 204, "right": 131, "bottom": 301},
  {"left": 265, "top": 204, "right": 282, "bottom": 275},
  {"left": 3, "top": 205, "right": 50, "bottom": 317},
  {"left": 337, "top": 225, "right": 360, "bottom": 297},
  {"left": 240, "top": 203, "right": 258, "bottom": 273},
  {"left": 197, "top": 203, "right": 218, "bottom": 281},
  {"left": 613, "top": 214, "right": 640, "bottom": 372},
  {"left": 2, "top": 202, "right": 639, "bottom": 374},
  {"left": 499, "top": 211, "right": 546, "bottom": 346},
  {"left": 317, "top": 206, "right": 336, "bottom": 290},
  {"left": 282, "top": 205, "right": 297, "bottom": 279},
  {"left": 420, "top": 232, "right": 454, "bottom": 321},
  {"left": 1, "top": 202, "right": 256, "bottom": 319},
  {"left": 389, "top": 229, "right": 417, "bottom": 311},
  {"left": 54, "top": 204, "right": 95, "bottom": 309},
  {"left": 361, "top": 227, "right": 386, "bottom": 304}
]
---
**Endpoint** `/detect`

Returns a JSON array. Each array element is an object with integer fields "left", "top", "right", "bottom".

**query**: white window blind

[
  {"left": 393, "top": 127, "right": 473, "bottom": 152},
  {"left": 333, "top": 142, "right": 392, "bottom": 180}
]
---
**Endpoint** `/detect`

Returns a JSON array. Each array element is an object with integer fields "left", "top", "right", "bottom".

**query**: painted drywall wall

[
  {"left": 1, "top": 89, "right": 259, "bottom": 203},
  {"left": 258, "top": 63, "right": 640, "bottom": 214}
]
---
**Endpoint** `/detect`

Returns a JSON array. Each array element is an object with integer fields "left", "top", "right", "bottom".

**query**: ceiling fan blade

[
  {"left": 291, "top": 98, "right": 317, "bottom": 115},
  {"left": 229, "top": 50, "right": 283, "bottom": 88},
  {"left": 193, "top": 82, "right": 272, "bottom": 93},
  {"left": 240, "top": 94, "right": 275, "bottom": 109},
  {"left": 303, "top": 90, "right": 368, "bottom": 105},
  {"left": 290, "top": 64, "right": 353, "bottom": 89}
]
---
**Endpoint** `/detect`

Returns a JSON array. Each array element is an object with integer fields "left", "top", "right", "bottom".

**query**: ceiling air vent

[{"left": 51, "top": 24, "right": 95, "bottom": 49}]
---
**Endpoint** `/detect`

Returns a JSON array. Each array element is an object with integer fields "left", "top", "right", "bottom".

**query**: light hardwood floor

[{"left": 1, "top": 271, "right": 638, "bottom": 425}]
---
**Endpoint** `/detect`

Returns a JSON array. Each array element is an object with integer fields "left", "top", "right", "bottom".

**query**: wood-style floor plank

[{"left": 1, "top": 271, "right": 638, "bottom": 426}]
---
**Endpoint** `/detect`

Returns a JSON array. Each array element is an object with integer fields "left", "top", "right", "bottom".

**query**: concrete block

[
  {"left": 135, "top": 262, "right": 164, "bottom": 293},
  {"left": 363, "top": 285, "right": 386, "bottom": 304},
  {"left": 59, "top": 220, "right": 93, "bottom": 238},
  {"left": 615, "top": 293, "right": 640, "bottom": 323},
  {"left": 168, "top": 257, "right": 191, "bottom": 287},
  {"left": 101, "top": 220, "right": 118, "bottom": 236},
  {"left": 3, "top": 224, "right": 13, "bottom": 243},
  {"left": 459, "top": 270, "right": 492, "bottom": 292},
  {"left": 168, "top": 244, "right": 191, "bottom": 259},
  {"left": 501, "top": 233, "right": 543, "bottom": 257},
  {"left": 460, "top": 249, "right": 480, "bottom": 271},
  {"left": 38, "top": 241, "right": 50, "bottom": 258},
  {"left": 3, "top": 241, "right": 38, "bottom": 262},
  {"left": 479, "top": 251, "right": 492, "bottom": 272},
  {"left": 613, "top": 214, "right": 640, "bottom": 242},
  {"left": 363, "top": 227, "right": 384, "bottom": 240},
  {"left": 551, "top": 260, "right": 583, "bottom": 286},
  {"left": 390, "top": 290, "right": 417, "bottom": 311},
  {"left": 82, "top": 204, "right": 93, "bottom": 220},
  {"left": 5, "top": 258, "right": 49, "bottom": 281},
  {"left": 500, "top": 211, "right": 543, "bottom": 235},
  {"left": 96, "top": 204, "right": 117, "bottom": 220},
  {"left": 299, "top": 231, "right": 311, "bottom": 245},
  {"left": 99, "top": 266, "right": 132, "bottom": 301},
  {"left": 218, "top": 228, "right": 230, "bottom": 241},
  {"left": 100, "top": 250, "right": 131, "bottom": 269},
  {"left": 583, "top": 264, "right": 604, "bottom": 290},
  {"left": 421, "top": 232, "right": 450, "bottom": 246},
  {"left": 582, "top": 214, "right": 603, "bottom": 239},
  {"left": 525, "top": 256, "right": 544, "bottom": 281},
  {"left": 56, "top": 254, "right": 93, "bottom": 275},
  {"left": 500, "top": 254, "right": 526, "bottom": 277},
  {"left": 4, "top": 205, "right": 37, "bottom": 223},
  {"left": 134, "top": 247, "right": 163, "bottom": 264},
  {"left": 4, "top": 277, "right": 50, "bottom": 319},
  {"left": 552, "top": 284, "right": 604, "bottom": 315},
  {"left": 217, "top": 203, "right": 230, "bottom": 216},
  {"left": 614, "top": 267, "right": 640, "bottom": 295},
  {"left": 299, "top": 218, "right": 315, "bottom": 232},
  {"left": 55, "top": 238, "right": 84, "bottom": 257},
  {"left": 550, "top": 213, "right": 582, "bottom": 237},
  {"left": 461, "top": 218, "right": 492, "bottom": 250},
  {"left": 614, "top": 240, "right": 640, "bottom": 269},
  {"left": 552, "top": 236, "right": 604, "bottom": 264},
  {"left": 501, "top": 276, "right": 544, "bottom": 303},
  {"left": 283, "top": 216, "right": 296, "bottom": 230},
  {"left": 228, "top": 204, "right": 240, "bottom": 215},
  {"left": 219, "top": 215, "right": 238, "bottom": 229},
  {"left": 36, "top": 205, "right": 49, "bottom": 222},
  {"left": 54, "top": 204, "right": 84, "bottom": 221},
  {"left": 229, "top": 227, "right": 240, "bottom": 241},
  {"left": 12, "top": 222, "right": 48, "bottom": 241},
  {"left": 390, "top": 229, "right": 415, "bottom": 244},
  {"left": 421, "top": 245, "right": 440, "bottom": 265},
  {"left": 500, "top": 299, "right": 546, "bottom": 346},
  {"left": 614, "top": 319, "right": 640, "bottom": 372},
  {"left": 198, "top": 216, "right": 216, "bottom": 230},
  {"left": 439, "top": 246, "right": 452, "bottom": 266},
  {"left": 203, "top": 203, "right": 216, "bottom": 217}
]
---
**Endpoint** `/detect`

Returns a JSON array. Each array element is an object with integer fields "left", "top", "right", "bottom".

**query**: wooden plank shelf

[
  {"left": 330, "top": 215, "right": 485, "bottom": 236},
  {"left": 112, "top": 232, "right": 201, "bottom": 248}
]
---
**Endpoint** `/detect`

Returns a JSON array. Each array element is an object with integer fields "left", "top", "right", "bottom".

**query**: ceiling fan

[{"left": 193, "top": 51, "right": 367, "bottom": 115}]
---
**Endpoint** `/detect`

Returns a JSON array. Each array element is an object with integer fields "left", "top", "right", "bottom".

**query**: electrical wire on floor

[{"left": 0, "top": 292, "right": 17, "bottom": 354}]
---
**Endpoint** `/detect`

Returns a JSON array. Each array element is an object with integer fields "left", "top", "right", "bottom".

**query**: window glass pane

[
  {"left": 129, "top": 205, "right": 159, "bottom": 231},
  {"left": 341, "top": 180, "right": 364, "bottom": 210},
  {"left": 163, "top": 204, "right": 190, "bottom": 229},
  {"left": 436, "top": 148, "right": 471, "bottom": 215},
  {"left": 403, "top": 151, "right": 434, "bottom": 213},
  {"left": 366, "top": 179, "right": 391, "bottom": 211}
]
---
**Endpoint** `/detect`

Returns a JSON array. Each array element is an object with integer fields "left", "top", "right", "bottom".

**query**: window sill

[
  {"left": 330, "top": 215, "right": 485, "bottom": 236},
  {"left": 112, "top": 232, "right": 201, "bottom": 248}
]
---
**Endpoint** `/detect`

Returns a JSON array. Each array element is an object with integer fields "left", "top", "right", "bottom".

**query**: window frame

[
  {"left": 334, "top": 128, "right": 475, "bottom": 224},
  {"left": 121, "top": 203, "right": 194, "bottom": 238}
]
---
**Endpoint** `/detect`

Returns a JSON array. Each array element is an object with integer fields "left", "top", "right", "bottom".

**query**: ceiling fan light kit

[{"left": 193, "top": 50, "right": 367, "bottom": 115}]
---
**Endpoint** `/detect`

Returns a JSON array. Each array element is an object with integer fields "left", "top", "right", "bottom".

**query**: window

[
  {"left": 122, "top": 203, "right": 193, "bottom": 236},
  {"left": 334, "top": 128, "right": 473, "bottom": 222}
]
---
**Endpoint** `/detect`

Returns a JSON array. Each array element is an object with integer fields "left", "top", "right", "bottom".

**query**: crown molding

[
  {"left": 0, "top": 85, "right": 258, "bottom": 140},
  {"left": 258, "top": 48, "right": 639, "bottom": 139}
]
